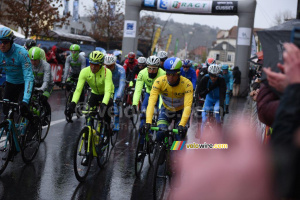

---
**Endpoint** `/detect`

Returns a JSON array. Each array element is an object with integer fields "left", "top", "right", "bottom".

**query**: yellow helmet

[{"left": 89, "top": 51, "right": 104, "bottom": 64}]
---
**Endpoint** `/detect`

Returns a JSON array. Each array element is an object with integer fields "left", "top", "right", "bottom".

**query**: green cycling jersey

[
  {"left": 72, "top": 66, "right": 114, "bottom": 105},
  {"left": 132, "top": 67, "right": 165, "bottom": 106}
]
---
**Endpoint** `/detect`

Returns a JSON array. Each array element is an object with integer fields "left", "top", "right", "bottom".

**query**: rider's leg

[
  {"left": 138, "top": 93, "right": 150, "bottom": 145},
  {"left": 225, "top": 88, "right": 230, "bottom": 113},
  {"left": 201, "top": 97, "right": 214, "bottom": 135},
  {"left": 156, "top": 106, "right": 171, "bottom": 143},
  {"left": 214, "top": 100, "right": 221, "bottom": 123},
  {"left": 113, "top": 90, "right": 120, "bottom": 131}
]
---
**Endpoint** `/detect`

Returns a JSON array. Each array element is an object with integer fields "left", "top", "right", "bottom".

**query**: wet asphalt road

[{"left": 0, "top": 90, "right": 247, "bottom": 200}]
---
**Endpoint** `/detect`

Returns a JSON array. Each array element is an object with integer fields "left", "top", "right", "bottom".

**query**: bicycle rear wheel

[
  {"left": 135, "top": 136, "right": 146, "bottom": 177},
  {"left": 21, "top": 117, "right": 41, "bottom": 163},
  {"left": 0, "top": 124, "right": 12, "bottom": 175},
  {"left": 74, "top": 127, "right": 92, "bottom": 182},
  {"left": 41, "top": 102, "right": 51, "bottom": 142},
  {"left": 153, "top": 145, "right": 167, "bottom": 200},
  {"left": 97, "top": 123, "right": 110, "bottom": 168}
]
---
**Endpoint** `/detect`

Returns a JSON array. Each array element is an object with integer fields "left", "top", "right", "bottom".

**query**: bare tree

[
  {"left": 89, "top": 0, "right": 124, "bottom": 50},
  {"left": 273, "top": 10, "right": 293, "bottom": 25},
  {"left": 1, "top": 0, "right": 70, "bottom": 38}
]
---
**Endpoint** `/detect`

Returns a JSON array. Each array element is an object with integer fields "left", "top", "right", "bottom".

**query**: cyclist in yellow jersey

[
  {"left": 65, "top": 51, "right": 114, "bottom": 124},
  {"left": 143, "top": 57, "right": 193, "bottom": 141}
]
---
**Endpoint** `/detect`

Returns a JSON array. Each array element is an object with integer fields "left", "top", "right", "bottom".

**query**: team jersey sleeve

[
  {"left": 116, "top": 66, "right": 126, "bottom": 99},
  {"left": 132, "top": 71, "right": 145, "bottom": 106},
  {"left": 71, "top": 69, "right": 86, "bottom": 104},
  {"left": 146, "top": 79, "right": 161, "bottom": 124},
  {"left": 63, "top": 56, "right": 71, "bottom": 83},
  {"left": 103, "top": 69, "right": 113, "bottom": 105},
  {"left": 21, "top": 51, "right": 34, "bottom": 104},
  {"left": 40, "top": 62, "right": 51, "bottom": 91},
  {"left": 179, "top": 81, "right": 193, "bottom": 126}
]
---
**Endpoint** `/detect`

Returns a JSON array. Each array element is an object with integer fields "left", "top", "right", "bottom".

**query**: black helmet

[{"left": 24, "top": 39, "right": 37, "bottom": 50}]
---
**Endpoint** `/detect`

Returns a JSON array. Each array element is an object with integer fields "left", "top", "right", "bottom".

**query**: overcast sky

[{"left": 59, "top": 0, "right": 297, "bottom": 30}]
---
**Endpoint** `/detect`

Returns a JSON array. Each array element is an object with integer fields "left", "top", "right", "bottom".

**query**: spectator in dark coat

[{"left": 232, "top": 66, "right": 241, "bottom": 96}]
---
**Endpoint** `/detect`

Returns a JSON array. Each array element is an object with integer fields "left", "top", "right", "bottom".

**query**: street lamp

[{"left": 185, "top": 31, "right": 193, "bottom": 59}]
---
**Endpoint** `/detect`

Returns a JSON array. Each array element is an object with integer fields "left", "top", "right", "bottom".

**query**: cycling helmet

[
  {"left": 208, "top": 64, "right": 221, "bottom": 75},
  {"left": 146, "top": 56, "right": 160, "bottom": 67},
  {"left": 89, "top": 51, "right": 104, "bottom": 65},
  {"left": 138, "top": 56, "right": 147, "bottom": 64},
  {"left": 79, "top": 52, "right": 85, "bottom": 57},
  {"left": 28, "top": 47, "right": 41, "bottom": 60},
  {"left": 221, "top": 64, "right": 229, "bottom": 70},
  {"left": 157, "top": 51, "right": 168, "bottom": 60},
  {"left": 70, "top": 44, "right": 80, "bottom": 60},
  {"left": 128, "top": 52, "right": 136, "bottom": 59},
  {"left": 205, "top": 58, "right": 216, "bottom": 67},
  {"left": 70, "top": 44, "right": 80, "bottom": 51},
  {"left": 0, "top": 27, "right": 14, "bottom": 41},
  {"left": 164, "top": 57, "right": 182, "bottom": 73},
  {"left": 182, "top": 59, "right": 192, "bottom": 68},
  {"left": 104, "top": 54, "right": 117, "bottom": 65},
  {"left": 24, "top": 39, "right": 36, "bottom": 50}
]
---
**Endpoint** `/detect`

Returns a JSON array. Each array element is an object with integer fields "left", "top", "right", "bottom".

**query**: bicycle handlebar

[
  {"left": 0, "top": 99, "right": 19, "bottom": 106},
  {"left": 150, "top": 127, "right": 178, "bottom": 134},
  {"left": 197, "top": 109, "right": 219, "bottom": 114}
]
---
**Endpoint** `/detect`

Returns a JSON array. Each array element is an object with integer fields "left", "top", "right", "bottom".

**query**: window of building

[
  {"left": 216, "top": 54, "right": 220, "bottom": 60},
  {"left": 228, "top": 54, "right": 232, "bottom": 61},
  {"left": 71, "top": 28, "right": 75, "bottom": 34}
]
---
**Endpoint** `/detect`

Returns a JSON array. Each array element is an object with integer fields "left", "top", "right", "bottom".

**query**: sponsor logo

[
  {"left": 185, "top": 90, "right": 192, "bottom": 93},
  {"left": 164, "top": 88, "right": 168, "bottom": 92},
  {"left": 11, "top": 58, "right": 15, "bottom": 64},
  {"left": 172, "top": 1, "right": 209, "bottom": 9},
  {"left": 144, "top": 0, "right": 155, "bottom": 7},
  {"left": 2, "top": 60, "right": 5, "bottom": 64},
  {"left": 156, "top": 81, "right": 160, "bottom": 84},
  {"left": 158, "top": 0, "right": 168, "bottom": 10}
]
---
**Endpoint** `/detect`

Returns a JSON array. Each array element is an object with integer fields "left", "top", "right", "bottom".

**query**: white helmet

[
  {"left": 146, "top": 56, "right": 160, "bottom": 66},
  {"left": 208, "top": 64, "right": 221, "bottom": 75},
  {"left": 104, "top": 54, "right": 117, "bottom": 65},
  {"left": 157, "top": 51, "right": 168, "bottom": 60},
  {"left": 79, "top": 52, "right": 85, "bottom": 57},
  {"left": 138, "top": 56, "right": 146, "bottom": 64}
]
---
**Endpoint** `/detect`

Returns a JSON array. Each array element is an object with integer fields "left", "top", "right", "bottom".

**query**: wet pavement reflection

[{"left": 0, "top": 90, "right": 247, "bottom": 200}]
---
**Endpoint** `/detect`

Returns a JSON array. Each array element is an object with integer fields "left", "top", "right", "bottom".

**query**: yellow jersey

[{"left": 146, "top": 75, "right": 193, "bottom": 126}]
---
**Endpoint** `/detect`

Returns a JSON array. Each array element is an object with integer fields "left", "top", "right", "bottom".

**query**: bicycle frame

[{"left": 0, "top": 101, "right": 26, "bottom": 153}]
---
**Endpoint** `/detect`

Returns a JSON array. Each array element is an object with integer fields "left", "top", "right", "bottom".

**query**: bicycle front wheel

[
  {"left": 74, "top": 127, "right": 92, "bottom": 182},
  {"left": 153, "top": 145, "right": 167, "bottom": 200},
  {"left": 97, "top": 123, "right": 110, "bottom": 168},
  {"left": 21, "top": 117, "right": 41, "bottom": 163},
  {"left": 0, "top": 124, "right": 12, "bottom": 175},
  {"left": 41, "top": 102, "right": 51, "bottom": 142},
  {"left": 135, "top": 136, "right": 146, "bottom": 177}
]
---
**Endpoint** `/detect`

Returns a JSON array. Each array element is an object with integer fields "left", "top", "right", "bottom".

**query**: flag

[
  {"left": 165, "top": 34, "right": 172, "bottom": 52},
  {"left": 174, "top": 39, "right": 179, "bottom": 56},
  {"left": 151, "top": 27, "right": 161, "bottom": 55}
]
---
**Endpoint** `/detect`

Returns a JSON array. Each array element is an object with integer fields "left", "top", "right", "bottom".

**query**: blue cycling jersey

[
  {"left": 180, "top": 67, "right": 197, "bottom": 90},
  {"left": 0, "top": 43, "right": 34, "bottom": 103},
  {"left": 110, "top": 63, "right": 125, "bottom": 98},
  {"left": 222, "top": 71, "right": 233, "bottom": 90},
  {"left": 205, "top": 74, "right": 222, "bottom": 100}
]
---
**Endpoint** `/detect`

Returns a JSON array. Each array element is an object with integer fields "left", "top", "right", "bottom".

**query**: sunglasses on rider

[
  {"left": 183, "top": 65, "right": 190, "bottom": 68},
  {"left": 0, "top": 40, "right": 10, "bottom": 45},
  {"left": 147, "top": 66, "right": 158, "bottom": 71}
]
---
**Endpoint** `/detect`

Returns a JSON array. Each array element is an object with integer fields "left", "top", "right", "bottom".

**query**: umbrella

[
  {"left": 95, "top": 47, "right": 106, "bottom": 54},
  {"left": 257, "top": 19, "right": 300, "bottom": 80},
  {"left": 56, "top": 41, "right": 73, "bottom": 51},
  {"left": 136, "top": 50, "right": 143, "bottom": 57}
]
